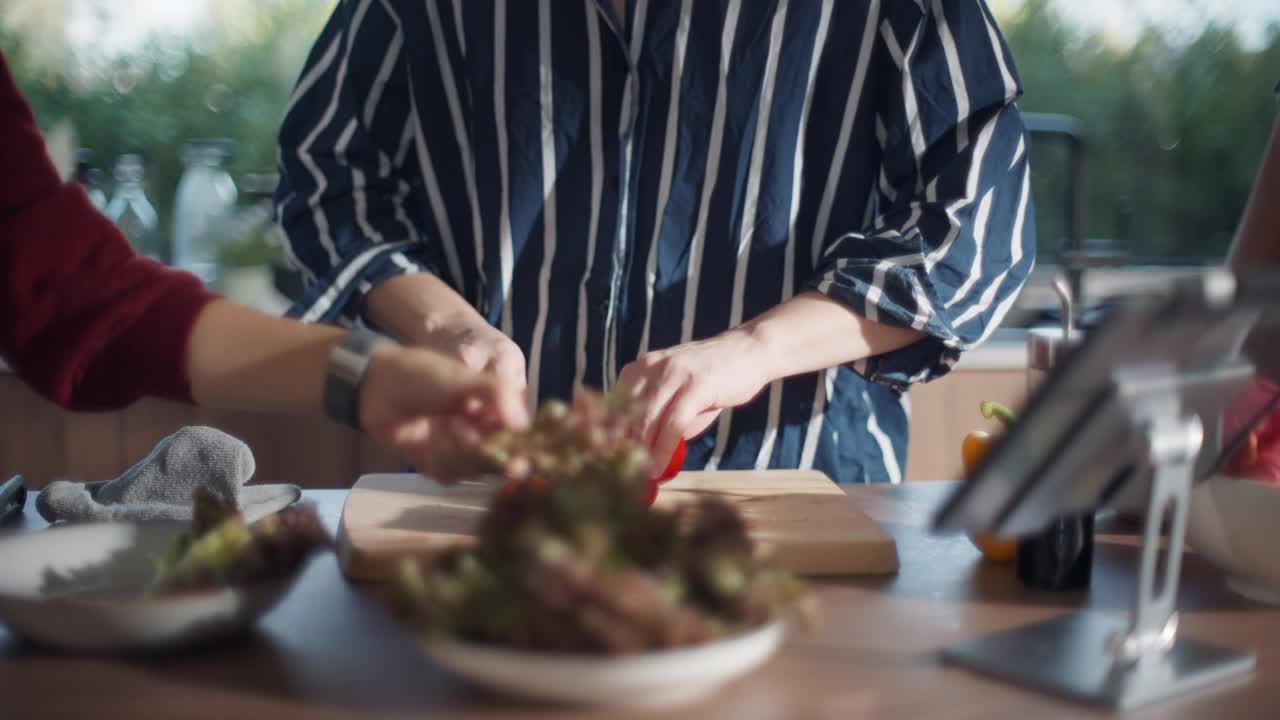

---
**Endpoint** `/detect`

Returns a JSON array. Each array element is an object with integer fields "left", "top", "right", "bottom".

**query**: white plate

[
  {"left": 421, "top": 619, "right": 787, "bottom": 710},
  {"left": 0, "top": 521, "right": 306, "bottom": 652}
]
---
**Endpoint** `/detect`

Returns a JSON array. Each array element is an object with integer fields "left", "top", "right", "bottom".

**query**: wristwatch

[{"left": 323, "top": 327, "right": 390, "bottom": 430}]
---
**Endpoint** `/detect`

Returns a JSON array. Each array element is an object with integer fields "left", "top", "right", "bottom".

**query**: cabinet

[
  {"left": 0, "top": 374, "right": 403, "bottom": 490},
  {"left": 903, "top": 368, "right": 1027, "bottom": 482}
]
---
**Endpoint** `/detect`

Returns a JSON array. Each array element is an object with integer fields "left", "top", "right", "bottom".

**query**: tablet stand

[{"left": 941, "top": 364, "right": 1257, "bottom": 709}]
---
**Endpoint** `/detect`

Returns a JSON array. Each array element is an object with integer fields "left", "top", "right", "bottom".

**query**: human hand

[
  {"left": 617, "top": 329, "right": 772, "bottom": 468},
  {"left": 358, "top": 344, "right": 530, "bottom": 481},
  {"left": 416, "top": 313, "right": 527, "bottom": 388}
]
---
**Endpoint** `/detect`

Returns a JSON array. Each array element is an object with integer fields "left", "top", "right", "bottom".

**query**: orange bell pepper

[{"left": 964, "top": 402, "right": 1019, "bottom": 563}]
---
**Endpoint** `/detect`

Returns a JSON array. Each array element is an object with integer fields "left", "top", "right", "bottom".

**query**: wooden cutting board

[{"left": 336, "top": 471, "right": 899, "bottom": 582}]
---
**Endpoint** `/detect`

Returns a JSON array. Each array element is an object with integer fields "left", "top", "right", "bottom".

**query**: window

[
  {"left": 992, "top": 0, "right": 1279, "bottom": 323},
  {"left": 2, "top": 0, "right": 335, "bottom": 308},
  {"left": 4, "top": 0, "right": 1277, "bottom": 313},
  {"left": 995, "top": 0, "right": 1279, "bottom": 262}
]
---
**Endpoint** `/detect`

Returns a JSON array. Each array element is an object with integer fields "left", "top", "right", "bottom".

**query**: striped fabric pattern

[{"left": 275, "top": 0, "right": 1036, "bottom": 484}]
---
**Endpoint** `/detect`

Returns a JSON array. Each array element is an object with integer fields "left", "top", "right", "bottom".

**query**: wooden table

[{"left": 1, "top": 482, "right": 1277, "bottom": 719}]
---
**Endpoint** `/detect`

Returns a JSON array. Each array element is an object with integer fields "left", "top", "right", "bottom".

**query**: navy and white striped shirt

[{"left": 275, "top": 0, "right": 1035, "bottom": 483}]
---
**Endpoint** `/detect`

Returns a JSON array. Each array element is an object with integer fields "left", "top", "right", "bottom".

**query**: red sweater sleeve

[{"left": 0, "top": 53, "right": 219, "bottom": 411}]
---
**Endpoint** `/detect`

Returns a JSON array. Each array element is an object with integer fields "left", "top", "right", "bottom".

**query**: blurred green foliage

[
  {"left": 3, "top": 0, "right": 1278, "bottom": 264},
  {"left": 1, "top": 0, "right": 334, "bottom": 263},
  {"left": 1005, "top": 0, "right": 1280, "bottom": 260}
]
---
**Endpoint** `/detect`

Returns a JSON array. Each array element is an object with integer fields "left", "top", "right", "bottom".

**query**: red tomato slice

[
  {"left": 643, "top": 478, "right": 659, "bottom": 507},
  {"left": 498, "top": 479, "right": 522, "bottom": 500},
  {"left": 656, "top": 438, "right": 687, "bottom": 483},
  {"left": 498, "top": 475, "right": 549, "bottom": 500}
]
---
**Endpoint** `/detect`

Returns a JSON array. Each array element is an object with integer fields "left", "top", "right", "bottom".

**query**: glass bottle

[
  {"left": 171, "top": 139, "right": 238, "bottom": 285},
  {"left": 73, "top": 149, "right": 107, "bottom": 210},
  {"left": 104, "top": 154, "right": 163, "bottom": 260}
]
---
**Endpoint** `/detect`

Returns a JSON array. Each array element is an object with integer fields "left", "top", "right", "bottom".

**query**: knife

[{"left": 0, "top": 475, "right": 26, "bottom": 524}]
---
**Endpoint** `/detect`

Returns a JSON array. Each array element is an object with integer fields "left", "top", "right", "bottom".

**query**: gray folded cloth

[{"left": 36, "top": 426, "right": 301, "bottom": 524}]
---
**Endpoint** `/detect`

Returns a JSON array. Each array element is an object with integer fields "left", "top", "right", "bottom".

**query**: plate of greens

[
  {"left": 395, "top": 388, "right": 813, "bottom": 709},
  {"left": 0, "top": 489, "right": 329, "bottom": 652}
]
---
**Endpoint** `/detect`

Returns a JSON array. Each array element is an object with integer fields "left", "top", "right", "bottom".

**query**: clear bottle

[
  {"left": 73, "top": 149, "right": 107, "bottom": 210},
  {"left": 104, "top": 154, "right": 163, "bottom": 260},
  {"left": 171, "top": 139, "right": 238, "bottom": 286}
]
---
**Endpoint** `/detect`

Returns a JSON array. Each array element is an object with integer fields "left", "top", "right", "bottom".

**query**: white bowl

[
  {"left": 1186, "top": 474, "right": 1280, "bottom": 604},
  {"left": 421, "top": 619, "right": 787, "bottom": 709},
  {"left": 0, "top": 521, "right": 306, "bottom": 652}
]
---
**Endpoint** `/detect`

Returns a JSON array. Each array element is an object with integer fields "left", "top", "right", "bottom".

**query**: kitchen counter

[{"left": 2, "top": 482, "right": 1277, "bottom": 719}]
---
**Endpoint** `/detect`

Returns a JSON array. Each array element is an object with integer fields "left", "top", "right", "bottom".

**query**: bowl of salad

[
  {"left": 1186, "top": 379, "right": 1280, "bottom": 604},
  {"left": 393, "top": 388, "right": 813, "bottom": 709},
  {"left": 0, "top": 489, "right": 329, "bottom": 652}
]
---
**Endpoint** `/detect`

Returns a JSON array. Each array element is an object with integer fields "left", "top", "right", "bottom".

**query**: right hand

[
  {"left": 358, "top": 345, "right": 529, "bottom": 482},
  {"left": 418, "top": 315, "right": 528, "bottom": 389}
]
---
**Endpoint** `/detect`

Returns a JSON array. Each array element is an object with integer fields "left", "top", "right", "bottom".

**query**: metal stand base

[{"left": 942, "top": 612, "right": 1255, "bottom": 709}]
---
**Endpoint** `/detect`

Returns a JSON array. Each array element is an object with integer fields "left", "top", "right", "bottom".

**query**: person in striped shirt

[{"left": 275, "top": 1, "right": 1036, "bottom": 484}]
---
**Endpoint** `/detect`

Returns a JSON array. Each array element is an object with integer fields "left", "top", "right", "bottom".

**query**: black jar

[{"left": 1017, "top": 325, "right": 1094, "bottom": 591}]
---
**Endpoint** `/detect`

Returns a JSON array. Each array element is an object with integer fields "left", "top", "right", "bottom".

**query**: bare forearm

[
  {"left": 735, "top": 291, "right": 926, "bottom": 382},
  {"left": 1230, "top": 117, "right": 1280, "bottom": 268},
  {"left": 185, "top": 298, "right": 530, "bottom": 477},
  {"left": 363, "top": 272, "right": 484, "bottom": 344},
  {"left": 186, "top": 299, "right": 343, "bottom": 415},
  {"left": 364, "top": 272, "right": 527, "bottom": 386},
  {"left": 619, "top": 291, "right": 927, "bottom": 457}
]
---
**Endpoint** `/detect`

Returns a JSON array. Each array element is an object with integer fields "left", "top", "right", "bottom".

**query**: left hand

[{"left": 617, "top": 330, "right": 772, "bottom": 467}]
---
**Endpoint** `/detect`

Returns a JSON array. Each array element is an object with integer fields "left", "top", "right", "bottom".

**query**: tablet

[{"left": 932, "top": 268, "right": 1278, "bottom": 538}]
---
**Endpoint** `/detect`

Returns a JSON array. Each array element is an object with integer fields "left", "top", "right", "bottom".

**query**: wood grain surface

[{"left": 336, "top": 471, "right": 900, "bottom": 582}]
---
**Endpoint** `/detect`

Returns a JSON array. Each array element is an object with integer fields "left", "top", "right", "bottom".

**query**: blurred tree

[
  {"left": 1002, "top": 0, "right": 1280, "bottom": 261},
  {"left": 0, "top": 0, "right": 335, "bottom": 262},
  {"left": 0, "top": 0, "right": 74, "bottom": 72}
]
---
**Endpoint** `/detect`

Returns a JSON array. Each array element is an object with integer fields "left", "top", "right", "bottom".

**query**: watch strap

[{"left": 323, "top": 328, "right": 388, "bottom": 430}]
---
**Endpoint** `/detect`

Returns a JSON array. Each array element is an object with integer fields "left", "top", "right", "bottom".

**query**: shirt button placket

[{"left": 603, "top": 51, "right": 642, "bottom": 388}]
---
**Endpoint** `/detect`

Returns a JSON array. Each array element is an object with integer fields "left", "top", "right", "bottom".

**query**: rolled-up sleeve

[
  {"left": 275, "top": 0, "right": 441, "bottom": 326},
  {"left": 807, "top": 1, "right": 1035, "bottom": 390}
]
